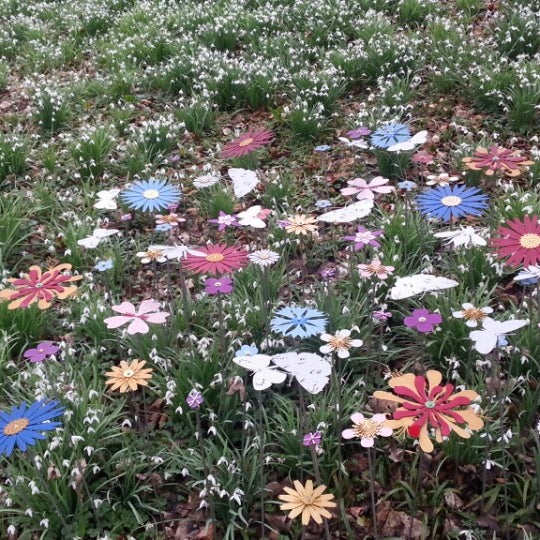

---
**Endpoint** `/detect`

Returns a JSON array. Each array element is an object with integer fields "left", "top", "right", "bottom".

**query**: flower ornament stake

[
  {"left": 222, "top": 129, "right": 274, "bottom": 159},
  {"left": 204, "top": 277, "right": 234, "bottom": 352},
  {"left": 462, "top": 145, "right": 534, "bottom": 177},
  {"left": 121, "top": 178, "right": 181, "bottom": 212},
  {"left": 491, "top": 215, "right": 540, "bottom": 268},
  {"left": 0, "top": 264, "right": 82, "bottom": 310},
  {"left": 342, "top": 412, "right": 393, "bottom": 538},
  {"left": 373, "top": 370, "right": 484, "bottom": 453}
]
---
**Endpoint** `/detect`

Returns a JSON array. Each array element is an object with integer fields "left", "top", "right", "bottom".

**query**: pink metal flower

[
  {"left": 104, "top": 299, "right": 169, "bottom": 335},
  {"left": 357, "top": 258, "right": 395, "bottom": 280},
  {"left": 340, "top": 176, "right": 393, "bottom": 201},
  {"left": 342, "top": 413, "right": 393, "bottom": 447},
  {"left": 404, "top": 308, "right": 442, "bottom": 333}
]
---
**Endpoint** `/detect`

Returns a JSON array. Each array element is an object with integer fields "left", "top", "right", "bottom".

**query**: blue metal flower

[
  {"left": 370, "top": 123, "right": 410, "bottom": 149},
  {"left": 270, "top": 306, "right": 328, "bottom": 338},
  {"left": 0, "top": 400, "right": 64, "bottom": 457},
  {"left": 416, "top": 185, "right": 488, "bottom": 222},
  {"left": 121, "top": 179, "right": 181, "bottom": 212},
  {"left": 235, "top": 344, "right": 259, "bottom": 357}
]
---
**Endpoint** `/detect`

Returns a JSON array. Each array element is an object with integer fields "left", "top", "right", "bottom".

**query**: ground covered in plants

[{"left": 1, "top": 0, "right": 540, "bottom": 538}]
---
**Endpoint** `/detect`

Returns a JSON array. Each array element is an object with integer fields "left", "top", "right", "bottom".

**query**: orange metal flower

[
  {"left": 462, "top": 146, "right": 533, "bottom": 177},
  {"left": 373, "top": 370, "right": 483, "bottom": 453},
  {"left": 105, "top": 359, "right": 154, "bottom": 393},
  {"left": 0, "top": 264, "right": 82, "bottom": 310}
]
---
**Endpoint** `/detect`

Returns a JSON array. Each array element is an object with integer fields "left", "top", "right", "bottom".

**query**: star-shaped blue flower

[{"left": 270, "top": 306, "right": 328, "bottom": 338}]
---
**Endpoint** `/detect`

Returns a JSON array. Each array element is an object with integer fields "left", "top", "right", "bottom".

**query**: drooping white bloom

[{"left": 434, "top": 226, "right": 487, "bottom": 248}]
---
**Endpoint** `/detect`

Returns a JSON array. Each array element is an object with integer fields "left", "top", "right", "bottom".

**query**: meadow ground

[{"left": 1, "top": 0, "right": 540, "bottom": 538}]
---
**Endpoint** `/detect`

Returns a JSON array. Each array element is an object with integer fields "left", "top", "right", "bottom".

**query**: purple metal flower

[
  {"left": 303, "top": 431, "right": 322, "bottom": 446},
  {"left": 23, "top": 341, "right": 59, "bottom": 363},
  {"left": 343, "top": 226, "right": 383, "bottom": 250},
  {"left": 208, "top": 211, "right": 240, "bottom": 231},
  {"left": 186, "top": 389, "right": 204, "bottom": 409},
  {"left": 372, "top": 310, "right": 392, "bottom": 322},
  {"left": 346, "top": 126, "right": 371, "bottom": 139},
  {"left": 205, "top": 277, "right": 234, "bottom": 295},
  {"left": 404, "top": 309, "right": 442, "bottom": 333}
]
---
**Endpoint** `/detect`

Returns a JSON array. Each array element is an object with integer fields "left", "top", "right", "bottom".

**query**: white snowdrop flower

[
  {"left": 40, "top": 518, "right": 49, "bottom": 528},
  {"left": 7, "top": 525, "right": 16, "bottom": 535},
  {"left": 25, "top": 508, "right": 33, "bottom": 517},
  {"left": 71, "top": 435, "right": 84, "bottom": 446},
  {"left": 28, "top": 481, "right": 39, "bottom": 495}
]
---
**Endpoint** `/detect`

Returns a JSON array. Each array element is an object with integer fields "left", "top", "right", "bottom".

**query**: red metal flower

[
  {"left": 182, "top": 244, "right": 248, "bottom": 275},
  {"left": 222, "top": 130, "right": 274, "bottom": 158},
  {"left": 462, "top": 145, "right": 534, "bottom": 177},
  {"left": 491, "top": 214, "right": 540, "bottom": 268},
  {"left": 373, "top": 370, "right": 483, "bottom": 453},
  {"left": 0, "top": 264, "right": 82, "bottom": 310}
]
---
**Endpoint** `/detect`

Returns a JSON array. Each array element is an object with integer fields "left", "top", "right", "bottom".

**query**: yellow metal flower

[
  {"left": 278, "top": 479, "right": 336, "bottom": 525},
  {"left": 105, "top": 359, "right": 153, "bottom": 393}
]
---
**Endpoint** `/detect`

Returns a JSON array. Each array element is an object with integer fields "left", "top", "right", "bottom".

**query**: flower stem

[
  {"left": 367, "top": 447, "right": 379, "bottom": 539},
  {"left": 195, "top": 409, "right": 216, "bottom": 528},
  {"left": 310, "top": 445, "right": 331, "bottom": 540},
  {"left": 257, "top": 392, "right": 266, "bottom": 539}
]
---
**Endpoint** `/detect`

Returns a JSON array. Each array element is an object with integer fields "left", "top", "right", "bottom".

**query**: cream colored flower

[
  {"left": 319, "top": 329, "right": 363, "bottom": 358},
  {"left": 278, "top": 479, "right": 336, "bottom": 525},
  {"left": 285, "top": 214, "right": 318, "bottom": 236}
]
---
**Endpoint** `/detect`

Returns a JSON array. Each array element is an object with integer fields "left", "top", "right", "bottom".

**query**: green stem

[
  {"left": 196, "top": 409, "right": 216, "bottom": 528},
  {"left": 257, "top": 392, "right": 266, "bottom": 539},
  {"left": 310, "top": 445, "right": 331, "bottom": 540},
  {"left": 367, "top": 447, "right": 379, "bottom": 539}
]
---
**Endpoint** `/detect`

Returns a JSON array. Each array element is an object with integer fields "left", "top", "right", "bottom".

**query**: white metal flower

[
  {"left": 452, "top": 303, "right": 493, "bottom": 327},
  {"left": 319, "top": 329, "right": 363, "bottom": 359},
  {"left": 433, "top": 226, "right": 487, "bottom": 248}
]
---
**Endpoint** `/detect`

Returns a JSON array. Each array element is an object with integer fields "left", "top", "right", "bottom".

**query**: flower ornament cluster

[
  {"left": 373, "top": 370, "right": 484, "bottom": 453},
  {"left": 0, "top": 264, "right": 82, "bottom": 310}
]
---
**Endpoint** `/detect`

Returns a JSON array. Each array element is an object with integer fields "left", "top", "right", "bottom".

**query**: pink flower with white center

[
  {"left": 104, "top": 299, "right": 170, "bottom": 335},
  {"left": 340, "top": 176, "right": 393, "bottom": 201},
  {"left": 343, "top": 226, "right": 383, "bottom": 250},
  {"left": 319, "top": 329, "right": 363, "bottom": 359},
  {"left": 342, "top": 413, "right": 393, "bottom": 447},
  {"left": 357, "top": 258, "right": 395, "bottom": 280}
]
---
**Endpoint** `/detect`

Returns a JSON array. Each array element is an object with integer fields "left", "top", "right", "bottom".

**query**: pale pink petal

[
  {"left": 137, "top": 299, "right": 161, "bottom": 314},
  {"left": 372, "top": 186, "right": 394, "bottom": 194},
  {"left": 146, "top": 312, "right": 170, "bottom": 324},
  {"left": 372, "top": 414, "right": 388, "bottom": 424},
  {"left": 342, "top": 429, "right": 356, "bottom": 439},
  {"left": 379, "top": 426, "right": 393, "bottom": 437},
  {"left": 104, "top": 315, "right": 131, "bottom": 329},
  {"left": 350, "top": 339, "right": 364, "bottom": 347},
  {"left": 337, "top": 349, "right": 350, "bottom": 359},
  {"left": 341, "top": 187, "right": 361, "bottom": 196},
  {"left": 348, "top": 178, "right": 368, "bottom": 187},
  {"left": 369, "top": 176, "right": 389, "bottom": 187},
  {"left": 127, "top": 318, "right": 149, "bottom": 335},
  {"left": 319, "top": 345, "right": 333, "bottom": 354},
  {"left": 360, "top": 437, "right": 374, "bottom": 448},
  {"left": 350, "top": 412, "right": 365, "bottom": 424},
  {"left": 112, "top": 301, "right": 136, "bottom": 314},
  {"left": 355, "top": 191, "right": 375, "bottom": 201}
]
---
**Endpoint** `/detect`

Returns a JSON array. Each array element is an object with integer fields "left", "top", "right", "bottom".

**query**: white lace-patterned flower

[
  {"left": 514, "top": 265, "right": 540, "bottom": 283},
  {"left": 136, "top": 248, "right": 167, "bottom": 264},
  {"left": 433, "top": 226, "right": 487, "bottom": 248},
  {"left": 248, "top": 249, "right": 280, "bottom": 267},
  {"left": 319, "top": 329, "right": 363, "bottom": 358},
  {"left": 193, "top": 173, "right": 220, "bottom": 189},
  {"left": 452, "top": 303, "right": 493, "bottom": 327}
]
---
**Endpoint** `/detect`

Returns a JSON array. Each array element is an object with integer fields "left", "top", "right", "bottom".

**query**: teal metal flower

[
  {"left": 121, "top": 179, "right": 181, "bottom": 212},
  {"left": 270, "top": 306, "right": 328, "bottom": 338},
  {"left": 0, "top": 400, "right": 64, "bottom": 456}
]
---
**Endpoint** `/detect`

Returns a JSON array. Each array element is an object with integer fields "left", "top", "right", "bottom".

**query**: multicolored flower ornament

[
  {"left": 0, "top": 400, "right": 64, "bottom": 456},
  {"left": 373, "top": 370, "right": 484, "bottom": 453},
  {"left": 462, "top": 145, "right": 534, "bottom": 177},
  {"left": 0, "top": 264, "right": 82, "bottom": 310},
  {"left": 491, "top": 215, "right": 540, "bottom": 268},
  {"left": 104, "top": 299, "right": 169, "bottom": 335},
  {"left": 222, "top": 129, "right": 274, "bottom": 158}
]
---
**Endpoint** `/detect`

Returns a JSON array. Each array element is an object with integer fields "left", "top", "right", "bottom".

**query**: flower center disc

[
  {"left": 425, "top": 400, "right": 436, "bottom": 409},
  {"left": 238, "top": 137, "right": 254, "bottom": 147},
  {"left": 4, "top": 418, "right": 29, "bottom": 435},
  {"left": 214, "top": 282, "right": 222, "bottom": 287},
  {"left": 329, "top": 336, "right": 350, "bottom": 350},
  {"left": 142, "top": 189, "right": 160, "bottom": 200},
  {"left": 519, "top": 233, "right": 540, "bottom": 249},
  {"left": 418, "top": 317, "right": 427, "bottom": 323},
  {"left": 123, "top": 370, "right": 134, "bottom": 378},
  {"left": 206, "top": 253, "right": 225, "bottom": 262},
  {"left": 354, "top": 418, "right": 379, "bottom": 438},
  {"left": 463, "top": 307, "right": 485, "bottom": 321},
  {"left": 440, "top": 195, "right": 462, "bottom": 207}
]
